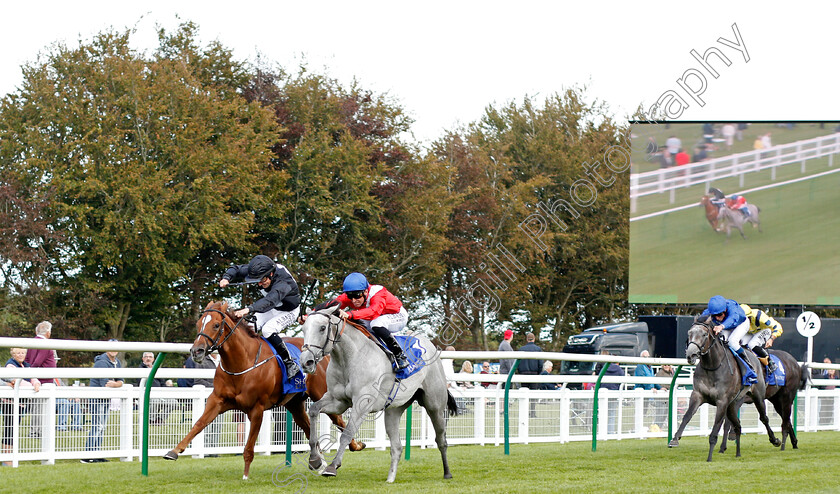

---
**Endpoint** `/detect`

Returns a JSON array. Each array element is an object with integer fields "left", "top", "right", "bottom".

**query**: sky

[{"left": 2, "top": 1, "right": 839, "bottom": 146}]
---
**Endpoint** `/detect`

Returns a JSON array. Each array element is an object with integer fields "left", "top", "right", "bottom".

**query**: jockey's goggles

[{"left": 345, "top": 290, "right": 365, "bottom": 300}]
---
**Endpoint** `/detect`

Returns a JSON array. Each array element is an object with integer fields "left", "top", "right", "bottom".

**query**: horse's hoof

[
  {"left": 243, "top": 475, "right": 249, "bottom": 480},
  {"left": 308, "top": 457, "right": 323, "bottom": 471},
  {"left": 356, "top": 441, "right": 367, "bottom": 451},
  {"left": 772, "top": 439, "right": 781, "bottom": 447},
  {"left": 444, "top": 473, "right": 453, "bottom": 480},
  {"left": 322, "top": 465, "right": 338, "bottom": 477},
  {"left": 163, "top": 451, "right": 179, "bottom": 461},
  {"left": 668, "top": 440, "right": 679, "bottom": 448}
]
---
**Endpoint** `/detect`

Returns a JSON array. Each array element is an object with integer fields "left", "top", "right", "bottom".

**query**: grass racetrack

[
  {"left": 4, "top": 432, "right": 840, "bottom": 493},
  {"left": 629, "top": 161, "right": 840, "bottom": 305}
]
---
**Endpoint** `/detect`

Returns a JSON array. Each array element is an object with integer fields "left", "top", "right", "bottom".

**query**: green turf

[
  {"left": 3, "top": 432, "right": 840, "bottom": 493},
  {"left": 629, "top": 165, "right": 840, "bottom": 305}
]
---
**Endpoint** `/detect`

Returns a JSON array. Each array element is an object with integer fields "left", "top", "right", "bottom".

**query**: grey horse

[
  {"left": 717, "top": 204, "right": 761, "bottom": 239},
  {"left": 668, "top": 318, "right": 780, "bottom": 461},
  {"left": 299, "top": 305, "right": 457, "bottom": 483}
]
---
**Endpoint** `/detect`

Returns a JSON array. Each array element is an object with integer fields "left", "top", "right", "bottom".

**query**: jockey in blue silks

[{"left": 700, "top": 295, "right": 753, "bottom": 370}]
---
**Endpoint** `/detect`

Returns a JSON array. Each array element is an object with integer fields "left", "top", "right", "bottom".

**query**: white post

[
  {"left": 119, "top": 391, "right": 132, "bottom": 462},
  {"left": 519, "top": 389, "right": 528, "bottom": 444},
  {"left": 475, "top": 392, "right": 485, "bottom": 446},
  {"left": 374, "top": 412, "right": 386, "bottom": 451},
  {"left": 43, "top": 392, "right": 56, "bottom": 465},
  {"left": 634, "top": 391, "right": 644, "bottom": 438},
  {"left": 190, "top": 391, "right": 205, "bottom": 458},
  {"left": 257, "top": 409, "right": 272, "bottom": 456}
]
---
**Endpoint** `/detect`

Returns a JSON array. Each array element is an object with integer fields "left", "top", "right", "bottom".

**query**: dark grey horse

[
  {"left": 668, "top": 319, "right": 780, "bottom": 461},
  {"left": 720, "top": 349, "right": 809, "bottom": 453},
  {"left": 717, "top": 204, "right": 761, "bottom": 240}
]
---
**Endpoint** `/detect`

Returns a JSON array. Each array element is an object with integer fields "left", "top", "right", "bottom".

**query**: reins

[{"left": 196, "top": 307, "right": 276, "bottom": 376}]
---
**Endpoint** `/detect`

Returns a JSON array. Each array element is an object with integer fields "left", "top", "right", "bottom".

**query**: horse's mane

[
  {"left": 204, "top": 301, "right": 261, "bottom": 339},
  {"left": 310, "top": 308, "right": 375, "bottom": 340}
]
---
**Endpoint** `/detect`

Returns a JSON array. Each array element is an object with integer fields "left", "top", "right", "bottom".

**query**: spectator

[
  {"left": 441, "top": 346, "right": 456, "bottom": 389},
  {"left": 594, "top": 351, "right": 625, "bottom": 434},
  {"left": 736, "top": 123, "right": 748, "bottom": 141},
  {"left": 654, "top": 364, "right": 676, "bottom": 428},
  {"left": 519, "top": 333, "right": 543, "bottom": 418},
  {"left": 82, "top": 340, "right": 123, "bottom": 463},
  {"left": 645, "top": 137, "right": 658, "bottom": 156},
  {"left": 634, "top": 350, "right": 661, "bottom": 391},
  {"left": 24, "top": 321, "right": 55, "bottom": 438},
  {"left": 753, "top": 135, "right": 764, "bottom": 151},
  {"left": 821, "top": 358, "right": 838, "bottom": 390},
  {"left": 177, "top": 354, "right": 216, "bottom": 423},
  {"left": 2, "top": 348, "right": 41, "bottom": 466},
  {"left": 54, "top": 379, "right": 84, "bottom": 431},
  {"left": 761, "top": 132, "right": 772, "bottom": 149},
  {"left": 665, "top": 135, "right": 681, "bottom": 156},
  {"left": 479, "top": 361, "right": 494, "bottom": 388},
  {"left": 674, "top": 149, "right": 690, "bottom": 168},
  {"left": 702, "top": 123, "right": 715, "bottom": 143},
  {"left": 540, "top": 361, "right": 559, "bottom": 391},
  {"left": 139, "top": 352, "right": 176, "bottom": 426},
  {"left": 455, "top": 361, "right": 475, "bottom": 389},
  {"left": 721, "top": 124, "right": 736, "bottom": 150},
  {"left": 818, "top": 358, "right": 838, "bottom": 426},
  {"left": 658, "top": 149, "right": 673, "bottom": 169},
  {"left": 498, "top": 329, "right": 515, "bottom": 387},
  {"left": 692, "top": 144, "right": 708, "bottom": 163}
]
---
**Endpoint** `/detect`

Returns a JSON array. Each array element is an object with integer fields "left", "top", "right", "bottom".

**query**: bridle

[
  {"left": 686, "top": 323, "right": 715, "bottom": 358},
  {"left": 195, "top": 307, "right": 275, "bottom": 376},
  {"left": 195, "top": 308, "right": 246, "bottom": 353},
  {"left": 301, "top": 312, "right": 346, "bottom": 364}
]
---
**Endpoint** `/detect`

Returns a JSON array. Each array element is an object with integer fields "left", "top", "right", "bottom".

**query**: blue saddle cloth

[
  {"left": 727, "top": 347, "right": 758, "bottom": 386},
  {"left": 765, "top": 354, "right": 786, "bottom": 386},
  {"left": 369, "top": 334, "right": 426, "bottom": 379},
  {"left": 261, "top": 337, "right": 306, "bottom": 394}
]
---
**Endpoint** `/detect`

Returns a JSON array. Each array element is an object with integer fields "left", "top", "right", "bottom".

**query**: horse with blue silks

[
  {"left": 668, "top": 318, "right": 780, "bottom": 461},
  {"left": 164, "top": 301, "right": 364, "bottom": 480}
]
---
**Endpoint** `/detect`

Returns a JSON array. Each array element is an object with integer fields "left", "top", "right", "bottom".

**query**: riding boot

[
  {"left": 267, "top": 333, "right": 300, "bottom": 377},
  {"left": 752, "top": 345, "right": 777, "bottom": 373},
  {"left": 735, "top": 347, "right": 754, "bottom": 373},
  {"left": 371, "top": 326, "right": 409, "bottom": 371}
]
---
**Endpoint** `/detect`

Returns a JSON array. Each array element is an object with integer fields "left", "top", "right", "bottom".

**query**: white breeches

[
  {"left": 255, "top": 306, "right": 300, "bottom": 338},
  {"left": 723, "top": 319, "right": 750, "bottom": 352},
  {"left": 740, "top": 328, "right": 772, "bottom": 349},
  {"left": 362, "top": 307, "right": 409, "bottom": 333}
]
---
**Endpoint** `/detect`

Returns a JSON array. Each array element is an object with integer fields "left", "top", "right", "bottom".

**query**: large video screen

[{"left": 629, "top": 122, "right": 840, "bottom": 306}]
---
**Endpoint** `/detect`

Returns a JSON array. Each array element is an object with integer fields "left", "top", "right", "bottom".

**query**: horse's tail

[
  {"left": 446, "top": 391, "right": 460, "bottom": 416},
  {"left": 799, "top": 364, "right": 810, "bottom": 390}
]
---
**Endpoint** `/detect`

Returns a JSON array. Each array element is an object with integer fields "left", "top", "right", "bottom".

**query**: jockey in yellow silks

[{"left": 738, "top": 303, "right": 783, "bottom": 373}]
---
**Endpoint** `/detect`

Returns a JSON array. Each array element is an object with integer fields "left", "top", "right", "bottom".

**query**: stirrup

[
  {"left": 767, "top": 359, "right": 777, "bottom": 373},
  {"left": 394, "top": 354, "right": 409, "bottom": 371},
  {"left": 284, "top": 359, "right": 300, "bottom": 377}
]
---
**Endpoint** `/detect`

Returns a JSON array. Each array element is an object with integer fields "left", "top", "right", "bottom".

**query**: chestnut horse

[
  {"left": 164, "top": 301, "right": 364, "bottom": 479},
  {"left": 701, "top": 195, "right": 721, "bottom": 231}
]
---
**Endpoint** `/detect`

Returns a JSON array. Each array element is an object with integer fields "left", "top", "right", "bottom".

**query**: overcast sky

[{"left": 2, "top": 2, "right": 838, "bottom": 145}]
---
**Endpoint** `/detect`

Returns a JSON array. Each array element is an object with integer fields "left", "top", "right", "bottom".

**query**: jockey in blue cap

[{"left": 700, "top": 295, "right": 753, "bottom": 370}]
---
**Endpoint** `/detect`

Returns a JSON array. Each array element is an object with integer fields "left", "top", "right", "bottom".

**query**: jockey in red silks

[
  {"left": 725, "top": 194, "right": 751, "bottom": 217},
  {"left": 303, "top": 272, "right": 410, "bottom": 371}
]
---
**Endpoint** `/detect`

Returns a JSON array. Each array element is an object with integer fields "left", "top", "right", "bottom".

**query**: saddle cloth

[
  {"left": 261, "top": 337, "right": 307, "bottom": 394},
  {"left": 370, "top": 334, "right": 427, "bottom": 380},
  {"left": 727, "top": 346, "right": 758, "bottom": 386},
  {"left": 766, "top": 354, "right": 786, "bottom": 386}
]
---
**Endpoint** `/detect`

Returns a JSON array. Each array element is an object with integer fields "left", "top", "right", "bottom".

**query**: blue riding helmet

[
  {"left": 708, "top": 295, "right": 727, "bottom": 315},
  {"left": 729, "top": 195, "right": 739, "bottom": 201},
  {"left": 343, "top": 272, "right": 369, "bottom": 292}
]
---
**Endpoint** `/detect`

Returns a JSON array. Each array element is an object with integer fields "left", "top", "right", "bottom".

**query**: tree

[{"left": 0, "top": 24, "right": 281, "bottom": 341}]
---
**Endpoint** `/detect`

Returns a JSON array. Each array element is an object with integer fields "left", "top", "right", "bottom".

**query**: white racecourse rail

[
  {"left": 630, "top": 132, "right": 840, "bottom": 213},
  {"left": 1, "top": 338, "right": 839, "bottom": 468}
]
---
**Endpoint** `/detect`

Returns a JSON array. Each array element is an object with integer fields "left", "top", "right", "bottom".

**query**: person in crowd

[
  {"left": 82, "top": 340, "right": 123, "bottom": 463},
  {"left": 24, "top": 321, "right": 55, "bottom": 438},
  {"left": 634, "top": 350, "right": 661, "bottom": 391},
  {"left": 665, "top": 135, "right": 681, "bottom": 156},
  {"left": 498, "top": 329, "right": 515, "bottom": 388},
  {"left": 540, "top": 361, "right": 560, "bottom": 391},
  {"left": 721, "top": 123, "right": 736, "bottom": 150},
  {"left": 518, "top": 332, "right": 544, "bottom": 396},
  {"left": 303, "top": 272, "right": 410, "bottom": 371},
  {"left": 738, "top": 304, "right": 783, "bottom": 373},
  {"left": 645, "top": 137, "right": 658, "bottom": 156},
  {"left": 441, "top": 346, "right": 456, "bottom": 389},
  {"left": 54, "top": 378, "right": 84, "bottom": 431},
  {"left": 692, "top": 144, "right": 708, "bottom": 163},
  {"left": 479, "top": 361, "right": 494, "bottom": 389},
  {"left": 456, "top": 361, "right": 475, "bottom": 389},
  {"left": 594, "top": 351, "right": 624, "bottom": 433},
  {"left": 654, "top": 364, "right": 676, "bottom": 427},
  {"left": 2, "top": 348, "right": 41, "bottom": 466},
  {"left": 220, "top": 255, "right": 301, "bottom": 377},
  {"left": 138, "top": 352, "right": 176, "bottom": 425},
  {"left": 658, "top": 149, "right": 673, "bottom": 169}
]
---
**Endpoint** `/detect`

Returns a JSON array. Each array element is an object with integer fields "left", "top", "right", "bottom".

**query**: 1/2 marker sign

[{"left": 796, "top": 311, "right": 821, "bottom": 338}]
